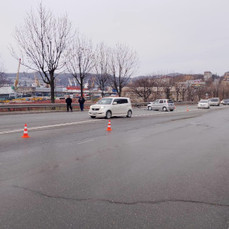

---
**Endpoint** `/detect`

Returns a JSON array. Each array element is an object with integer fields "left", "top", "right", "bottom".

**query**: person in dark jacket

[
  {"left": 78, "top": 96, "right": 85, "bottom": 111},
  {"left": 65, "top": 95, "right": 73, "bottom": 112}
]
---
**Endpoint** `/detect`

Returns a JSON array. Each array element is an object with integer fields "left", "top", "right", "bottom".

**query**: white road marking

[
  {"left": 0, "top": 108, "right": 206, "bottom": 135},
  {"left": 0, "top": 119, "right": 102, "bottom": 135}
]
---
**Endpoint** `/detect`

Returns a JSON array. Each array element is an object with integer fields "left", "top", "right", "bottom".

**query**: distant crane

[{"left": 14, "top": 58, "right": 21, "bottom": 89}]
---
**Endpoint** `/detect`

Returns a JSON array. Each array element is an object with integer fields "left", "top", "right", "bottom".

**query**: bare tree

[
  {"left": 0, "top": 63, "right": 8, "bottom": 87},
  {"left": 66, "top": 33, "right": 94, "bottom": 97},
  {"left": 13, "top": 3, "right": 71, "bottom": 103},
  {"left": 220, "top": 82, "right": 229, "bottom": 99},
  {"left": 108, "top": 44, "right": 138, "bottom": 97},
  {"left": 151, "top": 78, "right": 163, "bottom": 99},
  {"left": 94, "top": 43, "right": 111, "bottom": 97},
  {"left": 181, "top": 87, "right": 187, "bottom": 101},
  {"left": 174, "top": 82, "right": 182, "bottom": 101},
  {"left": 211, "top": 79, "right": 221, "bottom": 97},
  {"left": 129, "top": 77, "right": 155, "bottom": 102},
  {"left": 187, "top": 85, "right": 195, "bottom": 101},
  {"left": 160, "top": 77, "right": 174, "bottom": 99},
  {"left": 0, "top": 71, "right": 6, "bottom": 87},
  {"left": 194, "top": 86, "right": 206, "bottom": 101}
]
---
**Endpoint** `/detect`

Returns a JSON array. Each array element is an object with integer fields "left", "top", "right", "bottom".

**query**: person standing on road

[
  {"left": 65, "top": 95, "right": 73, "bottom": 112},
  {"left": 78, "top": 96, "right": 85, "bottom": 111}
]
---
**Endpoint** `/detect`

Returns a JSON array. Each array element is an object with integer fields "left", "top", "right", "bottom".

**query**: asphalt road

[{"left": 0, "top": 106, "right": 229, "bottom": 228}]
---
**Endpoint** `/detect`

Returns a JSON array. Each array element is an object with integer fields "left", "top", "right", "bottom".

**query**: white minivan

[{"left": 88, "top": 97, "right": 133, "bottom": 119}]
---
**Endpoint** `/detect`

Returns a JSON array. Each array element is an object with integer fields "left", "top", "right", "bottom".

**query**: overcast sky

[{"left": 0, "top": 0, "right": 229, "bottom": 76}]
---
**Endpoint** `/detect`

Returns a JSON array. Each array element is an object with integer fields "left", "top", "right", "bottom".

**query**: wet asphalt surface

[{"left": 0, "top": 106, "right": 229, "bottom": 228}]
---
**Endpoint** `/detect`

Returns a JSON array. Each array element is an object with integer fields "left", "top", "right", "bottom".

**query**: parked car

[
  {"left": 221, "top": 99, "right": 229, "bottom": 105},
  {"left": 56, "top": 97, "right": 66, "bottom": 100},
  {"left": 88, "top": 97, "right": 132, "bottom": 119},
  {"left": 208, "top": 97, "right": 220, "bottom": 106},
  {"left": 147, "top": 99, "right": 175, "bottom": 111},
  {"left": 198, "top": 99, "right": 210, "bottom": 109}
]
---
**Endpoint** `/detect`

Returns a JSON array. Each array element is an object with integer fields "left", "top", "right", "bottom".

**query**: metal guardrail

[
  {"left": 0, "top": 103, "right": 80, "bottom": 112},
  {"left": 0, "top": 103, "right": 72, "bottom": 109}
]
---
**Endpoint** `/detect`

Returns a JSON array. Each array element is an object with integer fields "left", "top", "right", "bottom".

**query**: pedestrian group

[{"left": 65, "top": 95, "right": 85, "bottom": 112}]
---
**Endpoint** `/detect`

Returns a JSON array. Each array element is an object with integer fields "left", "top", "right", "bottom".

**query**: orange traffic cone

[
  {"left": 186, "top": 106, "right": 189, "bottom": 112},
  {"left": 22, "top": 123, "right": 30, "bottom": 138},
  {"left": 106, "top": 120, "right": 112, "bottom": 131}
]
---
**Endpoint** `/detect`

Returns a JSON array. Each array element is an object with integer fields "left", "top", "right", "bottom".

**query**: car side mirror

[{"left": 113, "top": 102, "right": 117, "bottom": 105}]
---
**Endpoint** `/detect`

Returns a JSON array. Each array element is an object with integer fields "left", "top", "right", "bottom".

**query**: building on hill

[
  {"left": 223, "top": 72, "right": 229, "bottom": 81},
  {"left": 204, "top": 71, "right": 212, "bottom": 81},
  {"left": 185, "top": 79, "right": 205, "bottom": 87}
]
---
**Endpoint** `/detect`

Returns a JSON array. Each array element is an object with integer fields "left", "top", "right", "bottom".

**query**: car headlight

[{"left": 100, "top": 106, "right": 105, "bottom": 109}]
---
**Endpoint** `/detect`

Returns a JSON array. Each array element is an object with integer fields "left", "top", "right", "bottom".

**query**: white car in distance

[
  {"left": 88, "top": 97, "right": 133, "bottom": 119},
  {"left": 198, "top": 99, "right": 210, "bottom": 109}
]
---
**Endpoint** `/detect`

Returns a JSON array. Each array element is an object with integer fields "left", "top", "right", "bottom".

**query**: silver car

[
  {"left": 147, "top": 99, "right": 175, "bottom": 111},
  {"left": 208, "top": 98, "right": 220, "bottom": 106},
  {"left": 221, "top": 99, "right": 229, "bottom": 105}
]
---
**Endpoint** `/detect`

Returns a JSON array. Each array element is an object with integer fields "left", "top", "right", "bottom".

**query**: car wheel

[
  {"left": 162, "top": 106, "right": 167, "bottom": 112},
  {"left": 90, "top": 116, "right": 96, "bottom": 119},
  {"left": 148, "top": 106, "right": 152, "bottom": 110},
  {"left": 106, "top": 111, "right": 112, "bottom": 119},
  {"left": 170, "top": 109, "right": 174, "bottom": 112},
  {"left": 126, "top": 110, "right": 132, "bottom": 118}
]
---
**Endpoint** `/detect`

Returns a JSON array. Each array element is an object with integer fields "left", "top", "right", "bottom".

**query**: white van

[{"left": 88, "top": 97, "right": 132, "bottom": 119}]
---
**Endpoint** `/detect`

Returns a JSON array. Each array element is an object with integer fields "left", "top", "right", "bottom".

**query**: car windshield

[
  {"left": 168, "top": 100, "right": 174, "bottom": 103},
  {"left": 97, "top": 98, "right": 113, "bottom": 105},
  {"left": 200, "top": 100, "right": 208, "bottom": 103},
  {"left": 211, "top": 99, "right": 219, "bottom": 102}
]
